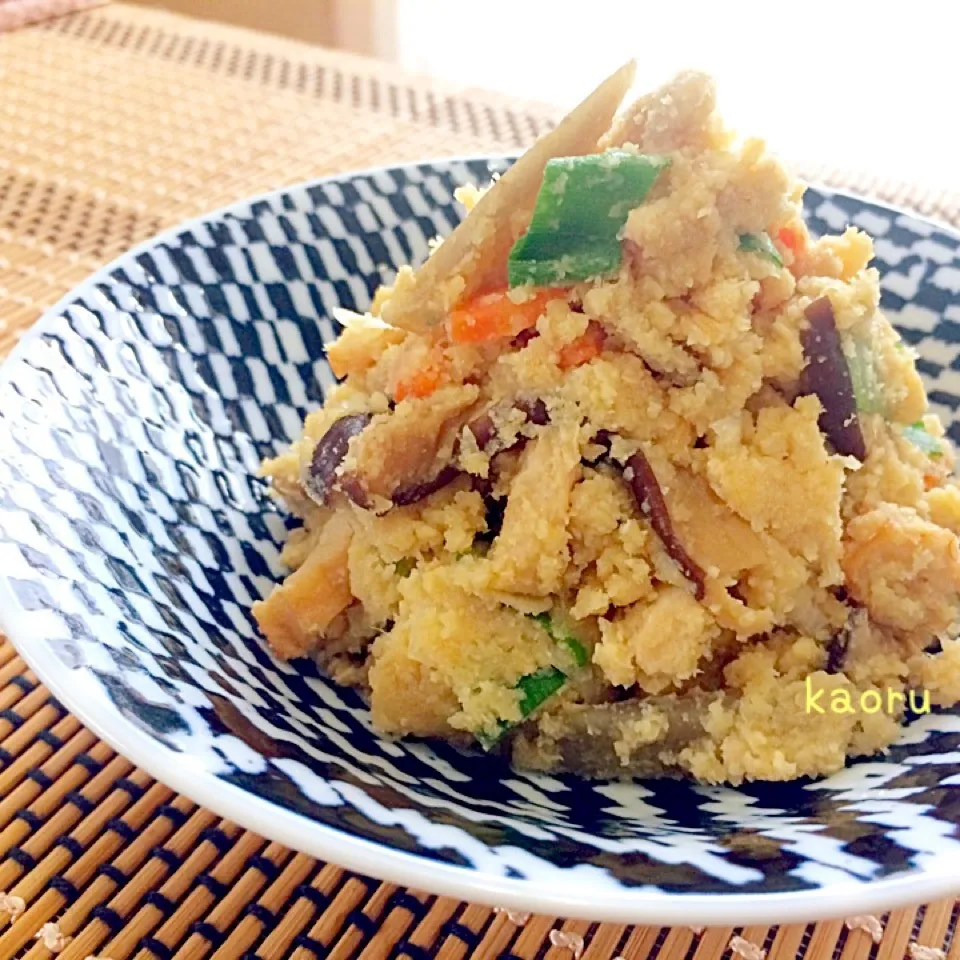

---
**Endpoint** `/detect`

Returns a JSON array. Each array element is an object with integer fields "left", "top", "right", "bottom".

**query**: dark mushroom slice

[
  {"left": 510, "top": 692, "right": 726, "bottom": 778},
  {"left": 303, "top": 412, "right": 373, "bottom": 505},
  {"left": 466, "top": 397, "right": 551, "bottom": 454},
  {"left": 800, "top": 296, "right": 866, "bottom": 461},
  {"left": 391, "top": 464, "right": 463, "bottom": 506},
  {"left": 624, "top": 449, "right": 707, "bottom": 600},
  {"left": 514, "top": 396, "right": 550, "bottom": 426}
]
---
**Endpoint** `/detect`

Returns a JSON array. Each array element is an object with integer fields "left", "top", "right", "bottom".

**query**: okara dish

[{"left": 254, "top": 64, "right": 960, "bottom": 784}]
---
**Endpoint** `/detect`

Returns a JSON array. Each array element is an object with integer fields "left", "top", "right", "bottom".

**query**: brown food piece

[
  {"left": 624, "top": 449, "right": 707, "bottom": 599},
  {"left": 304, "top": 413, "right": 372, "bottom": 505},
  {"left": 342, "top": 386, "right": 477, "bottom": 506},
  {"left": 825, "top": 607, "right": 866, "bottom": 674},
  {"left": 511, "top": 693, "right": 724, "bottom": 778},
  {"left": 800, "top": 296, "right": 866, "bottom": 461},
  {"left": 488, "top": 422, "right": 581, "bottom": 595},
  {"left": 252, "top": 512, "right": 354, "bottom": 659},
  {"left": 392, "top": 464, "right": 463, "bottom": 506},
  {"left": 603, "top": 70, "right": 717, "bottom": 153},
  {"left": 468, "top": 414, "right": 496, "bottom": 450},
  {"left": 515, "top": 396, "right": 550, "bottom": 426},
  {"left": 466, "top": 398, "right": 551, "bottom": 455},
  {"left": 380, "top": 61, "right": 636, "bottom": 332}
]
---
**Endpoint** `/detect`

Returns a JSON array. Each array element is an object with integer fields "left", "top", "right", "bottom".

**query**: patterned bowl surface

[{"left": 2, "top": 159, "right": 960, "bottom": 925}]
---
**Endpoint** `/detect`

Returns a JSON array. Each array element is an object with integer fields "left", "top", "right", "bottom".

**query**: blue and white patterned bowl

[{"left": 2, "top": 158, "right": 960, "bottom": 926}]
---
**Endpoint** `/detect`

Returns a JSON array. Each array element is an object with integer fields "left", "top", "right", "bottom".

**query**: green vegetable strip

[
  {"left": 516, "top": 667, "right": 567, "bottom": 714},
  {"left": 475, "top": 614, "right": 588, "bottom": 750},
  {"left": 530, "top": 612, "right": 589, "bottom": 667},
  {"left": 738, "top": 232, "right": 784, "bottom": 267},
  {"left": 844, "top": 333, "right": 887, "bottom": 416},
  {"left": 507, "top": 151, "right": 670, "bottom": 288},
  {"left": 903, "top": 422, "right": 943, "bottom": 458},
  {"left": 475, "top": 667, "right": 567, "bottom": 750}
]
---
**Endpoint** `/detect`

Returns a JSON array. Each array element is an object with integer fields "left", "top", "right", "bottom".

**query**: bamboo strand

[
  {"left": 326, "top": 881, "right": 397, "bottom": 960},
  {"left": 207, "top": 851, "right": 315, "bottom": 960},
  {"left": 288, "top": 875, "right": 382, "bottom": 960},
  {"left": 507, "top": 915, "right": 561, "bottom": 960},
  {"left": 1, "top": 705, "right": 65, "bottom": 761},
  {"left": 390, "top": 895, "right": 458, "bottom": 960},
  {"left": 99, "top": 815, "right": 238, "bottom": 960},
  {"left": 6, "top": 768, "right": 155, "bottom": 900},
  {"left": 9, "top": 782, "right": 179, "bottom": 960},
  {"left": 0, "top": 742, "right": 118, "bottom": 864},
  {"left": 40, "top": 794, "right": 200, "bottom": 960},
  {"left": 0, "top": 718, "right": 87, "bottom": 813},
  {"left": 0, "top": 653, "right": 30, "bottom": 686},
  {"left": 170, "top": 840, "right": 293, "bottom": 960},
  {"left": 581, "top": 921, "right": 627, "bottom": 960},
  {"left": 0, "top": 685, "right": 53, "bottom": 739},
  {"left": 0, "top": 759, "right": 136, "bottom": 911},
  {"left": 430, "top": 904, "right": 496, "bottom": 960},
  {"left": 355, "top": 890, "right": 432, "bottom": 960},
  {"left": 766, "top": 921, "right": 809, "bottom": 960},
  {"left": 915, "top": 899, "right": 958, "bottom": 953},
  {"left": 254, "top": 861, "right": 345, "bottom": 960},
  {"left": 801, "top": 919, "right": 844, "bottom": 960},
  {"left": 129, "top": 830, "right": 266, "bottom": 960},
  {"left": 872, "top": 909, "right": 920, "bottom": 960}
]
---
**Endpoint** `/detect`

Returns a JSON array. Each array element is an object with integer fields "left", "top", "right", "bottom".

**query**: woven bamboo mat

[{"left": 0, "top": 5, "right": 959, "bottom": 958}]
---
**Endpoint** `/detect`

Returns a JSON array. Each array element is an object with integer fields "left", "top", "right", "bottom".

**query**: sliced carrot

[
  {"left": 777, "top": 225, "right": 807, "bottom": 257},
  {"left": 558, "top": 321, "right": 605, "bottom": 369},
  {"left": 394, "top": 361, "right": 447, "bottom": 402},
  {"left": 448, "top": 288, "right": 565, "bottom": 344}
]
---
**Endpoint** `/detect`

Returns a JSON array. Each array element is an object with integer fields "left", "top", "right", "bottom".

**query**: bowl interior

[{"left": 2, "top": 159, "right": 960, "bottom": 911}]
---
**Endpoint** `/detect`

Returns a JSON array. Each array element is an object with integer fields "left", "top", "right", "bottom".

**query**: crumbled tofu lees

[
  {"left": 549, "top": 929, "right": 586, "bottom": 958},
  {"left": 845, "top": 915, "right": 885, "bottom": 944},
  {"left": 35, "top": 921, "right": 71, "bottom": 953},
  {"left": 0, "top": 892, "right": 25, "bottom": 919},
  {"left": 494, "top": 906, "right": 531, "bottom": 926},
  {"left": 257, "top": 68, "right": 960, "bottom": 784},
  {"left": 908, "top": 943, "right": 947, "bottom": 960},
  {"left": 728, "top": 935, "right": 766, "bottom": 960}
]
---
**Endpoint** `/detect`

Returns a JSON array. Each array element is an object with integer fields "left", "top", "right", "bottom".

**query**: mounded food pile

[{"left": 255, "top": 65, "right": 960, "bottom": 783}]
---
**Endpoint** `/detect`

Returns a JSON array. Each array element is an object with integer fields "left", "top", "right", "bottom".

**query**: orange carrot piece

[
  {"left": 448, "top": 288, "right": 565, "bottom": 344},
  {"left": 777, "top": 226, "right": 806, "bottom": 256},
  {"left": 394, "top": 361, "right": 446, "bottom": 402},
  {"left": 558, "top": 321, "right": 605, "bottom": 369}
]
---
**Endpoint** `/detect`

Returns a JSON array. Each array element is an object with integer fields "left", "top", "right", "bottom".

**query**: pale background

[{"left": 128, "top": 0, "right": 958, "bottom": 192}]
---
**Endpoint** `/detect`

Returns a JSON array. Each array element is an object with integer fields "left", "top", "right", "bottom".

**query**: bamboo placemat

[{"left": 0, "top": 5, "right": 958, "bottom": 958}]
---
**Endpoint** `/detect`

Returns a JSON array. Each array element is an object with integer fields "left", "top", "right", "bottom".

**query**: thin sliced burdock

[
  {"left": 624, "top": 449, "right": 707, "bottom": 600},
  {"left": 511, "top": 693, "right": 725, "bottom": 778},
  {"left": 380, "top": 60, "right": 637, "bottom": 333},
  {"left": 253, "top": 512, "right": 354, "bottom": 659},
  {"left": 800, "top": 296, "right": 866, "bottom": 460}
]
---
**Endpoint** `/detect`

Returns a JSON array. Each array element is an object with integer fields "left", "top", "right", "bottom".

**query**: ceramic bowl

[{"left": 2, "top": 159, "right": 960, "bottom": 924}]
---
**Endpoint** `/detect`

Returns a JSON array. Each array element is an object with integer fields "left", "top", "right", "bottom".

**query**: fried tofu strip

[{"left": 253, "top": 511, "right": 354, "bottom": 659}]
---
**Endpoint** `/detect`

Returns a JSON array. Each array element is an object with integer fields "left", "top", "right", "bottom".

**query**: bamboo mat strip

[{"left": 0, "top": 4, "right": 959, "bottom": 958}]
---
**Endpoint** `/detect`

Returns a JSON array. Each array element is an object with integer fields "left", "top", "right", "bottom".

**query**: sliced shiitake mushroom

[
  {"left": 800, "top": 296, "right": 866, "bottom": 461},
  {"left": 303, "top": 413, "right": 372, "bottom": 505}
]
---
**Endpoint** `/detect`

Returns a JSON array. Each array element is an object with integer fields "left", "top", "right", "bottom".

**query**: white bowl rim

[{"left": 2, "top": 160, "right": 959, "bottom": 925}]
